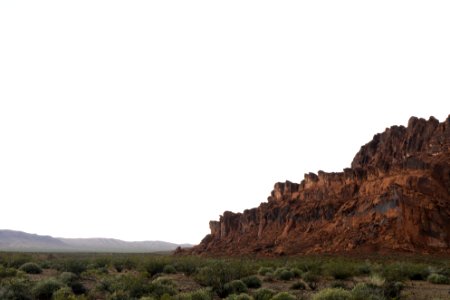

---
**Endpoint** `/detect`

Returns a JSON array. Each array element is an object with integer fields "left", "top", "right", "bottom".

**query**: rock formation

[{"left": 190, "top": 116, "right": 450, "bottom": 256}]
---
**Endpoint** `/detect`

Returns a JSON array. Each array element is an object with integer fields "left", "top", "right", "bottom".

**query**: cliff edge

[{"left": 189, "top": 116, "right": 450, "bottom": 256}]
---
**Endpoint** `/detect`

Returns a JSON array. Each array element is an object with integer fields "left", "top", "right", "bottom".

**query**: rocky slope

[{"left": 189, "top": 116, "right": 450, "bottom": 256}]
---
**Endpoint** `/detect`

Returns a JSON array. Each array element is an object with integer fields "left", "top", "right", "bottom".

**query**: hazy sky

[{"left": 1, "top": 1, "right": 449, "bottom": 244}]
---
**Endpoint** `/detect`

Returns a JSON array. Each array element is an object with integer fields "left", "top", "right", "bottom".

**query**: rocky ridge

[{"left": 189, "top": 116, "right": 450, "bottom": 256}]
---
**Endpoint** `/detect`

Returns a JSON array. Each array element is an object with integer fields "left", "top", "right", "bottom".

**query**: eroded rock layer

[{"left": 190, "top": 116, "right": 450, "bottom": 256}]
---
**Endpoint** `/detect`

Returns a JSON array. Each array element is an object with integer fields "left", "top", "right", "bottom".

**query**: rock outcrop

[{"left": 190, "top": 116, "right": 450, "bottom": 256}]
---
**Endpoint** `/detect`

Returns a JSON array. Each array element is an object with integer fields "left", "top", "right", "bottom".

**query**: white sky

[{"left": 0, "top": 1, "right": 449, "bottom": 244}]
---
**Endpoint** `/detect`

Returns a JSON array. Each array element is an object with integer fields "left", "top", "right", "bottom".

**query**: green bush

[
  {"left": 291, "top": 268, "right": 302, "bottom": 278},
  {"left": 59, "top": 272, "right": 78, "bottom": 284},
  {"left": 226, "top": 293, "right": 253, "bottom": 300},
  {"left": 70, "top": 281, "right": 87, "bottom": 295},
  {"left": 113, "top": 258, "right": 137, "bottom": 273},
  {"left": 148, "top": 281, "right": 177, "bottom": 298},
  {"left": 172, "top": 257, "right": 203, "bottom": 276},
  {"left": 52, "top": 287, "right": 76, "bottom": 300},
  {"left": 356, "top": 264, "right": 371, "bottom": 275},
  {"left": 107, "top": 290, "right": 130, "bottom": 300},
  {"left": 224, "top": 280, "right": 248, "bottom": 295},
  {"left": 351, "top": 283, "right": 384, "bottom": 300},
  {"left": 241, "top": 276, "right": 262, "bottom": 288},
  {"left": 290, "top": 281, "right": 306, "bottom": 290},
  {"left": 144, "top": 260, "right": 167, "bottom": 276},
  {"left": 312, "top": 288, "right": 352, "bottom": 300},
  {"left": 427, "top": 273, "right": 450, "bottom": 284},
  {"left": 270, "top": 292, "right": 296, "bottom": 300},
  {"left": 194, "top": 261, "right": 252, "bottom": 297},
  {"left": 323, "top": 261, "right": 354, "bottom": 280},
  {"left": 274, "top": 268, "right": 294, "bottom": 281},
  {"left": 32, "top": 278, "right": 64, "bottom": 300},
  {"left": 262, "top": 273, "right": 275, "bottom": 282},
  {"left": 253, "top": 288, "right": 275, "bottom": 300},
  {"left": 60, "top": 259, "right": 88, "bottom": 275},
  {"left": 382, "top": 281, "right": 403, "bottom": 299},
  {"left": 258, "top": 267, "right": 273, "bottom": 276},
  {"left": 175, "top": 288, "right": 213, "bottom": 300},
  {"left": 153, "top": 277, "right": 176, "bottom": 287},
  {"left": 19, "top": 262, "right": 42, "bottom": 274},
  {"left": 303, "top": 272, "right": 320, "bottom": 290},
  {"left": 163, "top": 265, "right": 177, "bottom": 274},
  {"left": 0, "top": 277, "right": 33, "bottom": 300}
]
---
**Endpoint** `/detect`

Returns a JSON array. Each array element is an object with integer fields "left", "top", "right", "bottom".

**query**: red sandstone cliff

[{"left": 190, "top": 116, "right": 450, "bottom": 256}]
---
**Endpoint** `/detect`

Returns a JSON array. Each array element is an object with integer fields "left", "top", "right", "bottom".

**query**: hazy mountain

[{"left": 0, "top": 230, "right": 192, "bottom": 252}]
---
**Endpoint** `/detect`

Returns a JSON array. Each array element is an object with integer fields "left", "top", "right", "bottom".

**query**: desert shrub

[
  {"left": 427, "top": 273, "right": 450, "bottom": 284},
  {"left": 293, "top": 259, "right": 322, "bottom": 274},
  {"left": 70, "top": 281, "right": 87, "bottom": 295},
  {"left": 329, "top": 281, "right": 347, "bottom": 289},
  {"left": 148, "top": 280, "right": 177, "bottom": 299},
  {"left": 400, "top": 263, "right": 429, "bottom": 280},
  {"left": 163, "top": 265, "right": 177, "bottom": 274},
  {"left": 241, "top": 275, "right": 262, "bottom": 288},
  {"left": 380, "top": 262, "right": 429, "bottom": 282},
  {"left": 175, "top": 288, "right": 213, "bottom": 300},
  {"left": 253, "top": 288, "right": 275, "bottom": 300},
  {"left": 262, "top": 273, "right": 275, "bottom": 282},
  {"left": 226, "top": 293, "right": 253, "bottom": 300},
  {"left": 59, "top": 272, "right": 78, "bottom": 285},
  {"left": 270, "top": 292, "right": 296, "bottom": 300},
  {"left": 107, "top": 290, "right": 130, "bottom": 300},
  {"left": 356, "top": 263, "right": 371, "bottom": 275},
  {"left": 144, "top": 260, "right": 167, "bottom": 276},
  {"left": 172, "top": 257, "right": 204, "bottom": 276},
  {"left": 6, "top": 254, "right": 31, "bottom": 268},
  {"left": 19, "top": 262, "right": 42, "bottom": 274},
  {"left": 152, "top": 277, "right": 176, "bottom": 287},
  {"left": 323, "top": 261, "right": 354, "bottom": 280},
  {"left": 140, "top": 297, "right": 157, "bottom": 300},
  {"left": 92, "top": 257, "right": 111, "bottom": 269},
  {"left": 312, "top": 288, "right": 352, "bottom": 300},
  {"left": 368, "top": 275, "right": 385, "bottom": 287},
  {"left": 290, "top": 281, "right": 306, "bottom": 290},
  {"left": 194, "top": 261, "right": 252, "bottom": 297},
  {"left": 258, "top": 267, "right": 273, "bottom": 276},
  {"left": 0, "top": 266, "right": 17, "bottom": 279},
  {"left": 52, "top": 287, "right": 76, "bottom": 300},
  {"left": 303, "top": 272, "right": 320, "bottom": 290},
  {"left": 0, "top": 277, "right": 33, "bottom": 300},
  {"left": 274, "top": 268, "right": 294, "bottom": 281},
  {"left": 224, "top": 280, "right": 248, "bottom": 295},
  {"left": 113, "top": 258, "right": 137, "bottom": 273},
  {"left": 123, "top": 275, "right": 153, "bottom": 298},
  {"left": 290, "top": 268, "right": 302, "bottom": 278},
  {"left": 32, "top": 278, "right": 64, "bottom": 300},
  {"left": 60, "top": 259, "right": 88, "bottom": 275},
  {"left": 351, "top": 283, "right": 384, "bottom": 300},
  {"left": 382, "top": 281, "right": 403, "bottom": 299}
]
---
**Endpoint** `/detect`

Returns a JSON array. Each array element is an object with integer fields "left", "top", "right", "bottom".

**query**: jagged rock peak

[{"left": 187, "top": 116, "right": 450, "bottom": 256}]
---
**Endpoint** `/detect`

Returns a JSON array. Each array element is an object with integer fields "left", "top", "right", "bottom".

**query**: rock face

[{"left": 190, "top": 116, "right": 450, "bottom": 256}]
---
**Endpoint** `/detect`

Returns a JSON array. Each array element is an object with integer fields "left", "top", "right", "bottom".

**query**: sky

[{"left": 0, "top": 1, "right": 449, "bottom": 244}]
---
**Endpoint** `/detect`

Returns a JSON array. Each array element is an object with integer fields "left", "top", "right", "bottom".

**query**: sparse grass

[
  {"left": 427, "top": 273, "right": 450, "bottom": 284},
  {"left": 0, "top": 252, "right": 448, "bottom": 300},
  {"left": 312, "top": 288, "right": 352, "bottom": 300}
]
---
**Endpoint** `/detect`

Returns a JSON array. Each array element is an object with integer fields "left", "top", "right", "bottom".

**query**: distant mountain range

[{"left": 0, "top": 230, "right": 193, "bottom": 253}]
